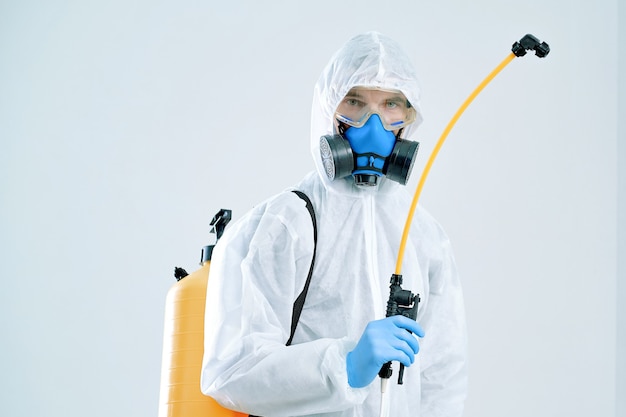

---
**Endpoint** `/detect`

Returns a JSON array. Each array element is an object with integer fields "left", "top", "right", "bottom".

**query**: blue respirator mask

[
  {"left": 320, "top": 113, "right": 419, "bottom": 187},
  {"left": 320, "top": 87, "right": 420, "bottom": 187}
]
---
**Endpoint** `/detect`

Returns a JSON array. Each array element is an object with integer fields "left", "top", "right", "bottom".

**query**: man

[{"left": 201, "top": 31, "right": 467, "bottom": 417}]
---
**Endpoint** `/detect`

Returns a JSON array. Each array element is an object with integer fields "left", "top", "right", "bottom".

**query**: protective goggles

[{"left": 335, "top": 87, "right": 417, "bottom": 131}]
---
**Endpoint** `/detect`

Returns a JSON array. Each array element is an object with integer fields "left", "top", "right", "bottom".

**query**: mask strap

[{"left": 337, "top": 119, "right": 349, "bottom": 136}]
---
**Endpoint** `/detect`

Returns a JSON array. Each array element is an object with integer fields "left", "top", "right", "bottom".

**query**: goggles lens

[{"left": 335, "top": 87, "right": 417, "bottom": 130}]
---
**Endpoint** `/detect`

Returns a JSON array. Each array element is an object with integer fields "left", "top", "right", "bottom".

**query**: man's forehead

[{"left": 344, "top": 86, "right": 406, "bottom": 99}]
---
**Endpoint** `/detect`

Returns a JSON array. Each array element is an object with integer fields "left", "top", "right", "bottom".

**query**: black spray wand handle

[{"left": 378, "top": 274, "right": 420, "bottom": 385}]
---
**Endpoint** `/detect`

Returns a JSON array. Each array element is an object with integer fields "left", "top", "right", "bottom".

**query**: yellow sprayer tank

[{"left": 158, "top": 209, "right": 245, "bottom": 417}]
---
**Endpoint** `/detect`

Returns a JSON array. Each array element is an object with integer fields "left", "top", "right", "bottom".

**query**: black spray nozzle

[{"left": 512, "top": 34, "right": 550, "bottom": 58}]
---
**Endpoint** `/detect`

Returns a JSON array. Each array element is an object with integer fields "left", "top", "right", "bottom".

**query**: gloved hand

[{"left": 346, "top": 315, "right": 425, "bottom": 388}]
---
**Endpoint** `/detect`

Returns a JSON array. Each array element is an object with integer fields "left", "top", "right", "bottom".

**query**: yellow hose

[{"left": 394, "top": 52, "right": 517, "bottom": 275}]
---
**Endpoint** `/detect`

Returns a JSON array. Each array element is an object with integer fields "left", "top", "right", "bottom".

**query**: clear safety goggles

[{"left": 335, "top": 87, "right": 417, "bottom": 131}]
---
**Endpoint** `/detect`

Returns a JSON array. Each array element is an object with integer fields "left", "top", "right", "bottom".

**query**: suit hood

[{"left": 310, "top": 31, "right": 423, "bottom": 195}]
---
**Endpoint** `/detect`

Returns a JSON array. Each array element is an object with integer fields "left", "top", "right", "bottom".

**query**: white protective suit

[{"left": 201, "top": 31, "right": 468, "bottom": 417}]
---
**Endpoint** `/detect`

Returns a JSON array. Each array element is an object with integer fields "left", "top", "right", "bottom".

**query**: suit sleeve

[{"left": 200, "top": 195, "right": 368, "bottom": 417}]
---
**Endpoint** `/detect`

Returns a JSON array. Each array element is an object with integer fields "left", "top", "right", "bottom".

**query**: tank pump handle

[
  {"left": 511, "top": 34, "right": 550, "bottom": 58},
  {"left": 210, "top": 209, "right": 232, "bottom": 240},
  {"left": 200, "top": 208, "right": 232, "bottom": 265},
  {"left": 174, "top": 209, "right": 233, "bottom": 280}
]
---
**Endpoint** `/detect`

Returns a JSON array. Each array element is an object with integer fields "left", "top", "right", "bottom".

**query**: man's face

[{"left": 335, "top": 87, "right": 416, "bottom": 134}]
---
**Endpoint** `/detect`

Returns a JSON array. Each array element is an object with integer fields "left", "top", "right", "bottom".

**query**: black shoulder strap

[
  {"left": 287, "top": 190, "right": 317, "bottom": 346},
  {"left": 248, "top": 191, "right": 316, "bottom": 417}
]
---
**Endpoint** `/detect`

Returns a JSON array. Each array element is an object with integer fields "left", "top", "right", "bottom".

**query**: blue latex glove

[{"left": 346, "top": 315, "right": 425, "bottom": 388}]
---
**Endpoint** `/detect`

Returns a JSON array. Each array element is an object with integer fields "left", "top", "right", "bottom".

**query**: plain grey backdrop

[{"left": 1, "top": 1, "right": 623, "bottom": 416}]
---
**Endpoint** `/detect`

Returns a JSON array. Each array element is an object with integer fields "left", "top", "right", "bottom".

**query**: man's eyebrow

[{"left": 344, "top": 91, "right": 364, "bottom": 98}]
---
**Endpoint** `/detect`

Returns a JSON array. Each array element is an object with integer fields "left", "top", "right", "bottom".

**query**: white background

[{"left": 1, "top": 1, "right": 623, "bottom": 416}]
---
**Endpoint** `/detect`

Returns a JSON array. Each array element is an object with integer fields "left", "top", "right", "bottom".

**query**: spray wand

[{"left": 377, "top": 34, "right": 550, "bottom": 416}]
